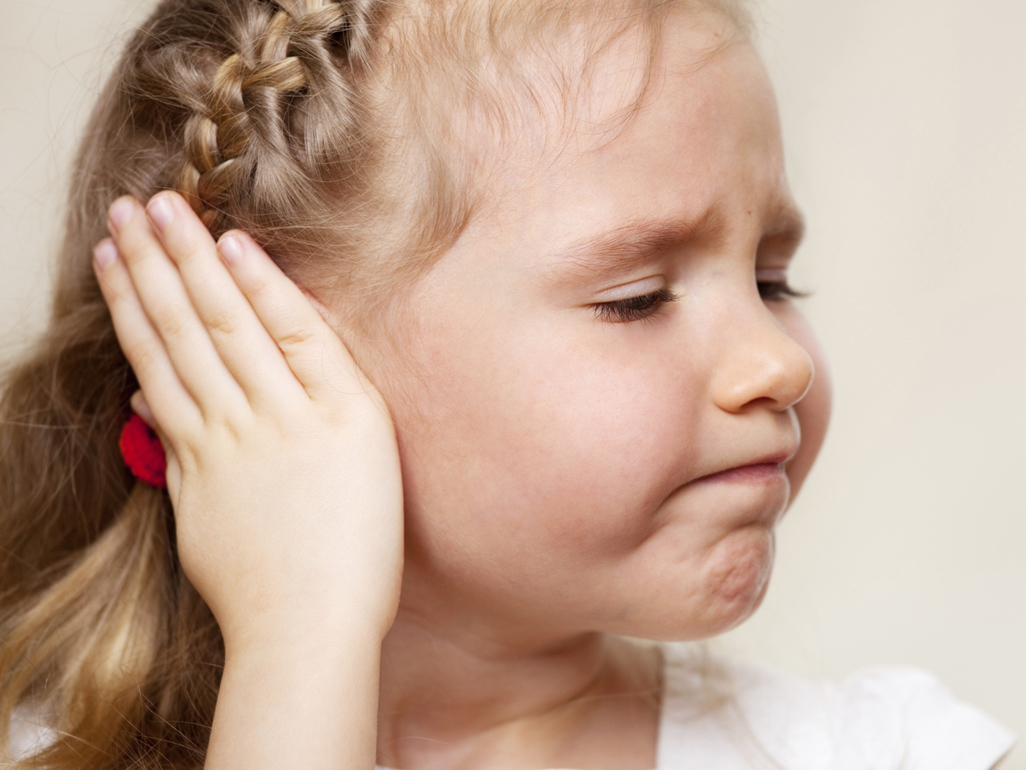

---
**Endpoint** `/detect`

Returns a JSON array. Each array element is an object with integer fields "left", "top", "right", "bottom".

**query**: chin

[
  {"left": 607, "top": 526, "right": 776, "bottom": 643},
  {"left": 698, "top": 525, "right": 776, "bottom": 635}
]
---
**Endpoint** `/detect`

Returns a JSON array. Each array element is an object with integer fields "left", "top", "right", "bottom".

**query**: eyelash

[
  {"left": 596, "top": 279, "right": 804, "bottom": 323},
  {"left": 758, "top": 280, "right": 805, "bottom": 302},
  {"left": 595, "top": 287, "right": 679, "bottom": 323}
]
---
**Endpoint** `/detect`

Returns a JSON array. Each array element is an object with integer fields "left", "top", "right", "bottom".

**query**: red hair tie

[{"left": 119, "top": 414, "right": 168, "bottom": 489}]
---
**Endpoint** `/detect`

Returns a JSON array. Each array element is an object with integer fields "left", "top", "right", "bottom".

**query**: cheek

[{"left": 394, "top": 317, "right": 705, "bottom": 559}]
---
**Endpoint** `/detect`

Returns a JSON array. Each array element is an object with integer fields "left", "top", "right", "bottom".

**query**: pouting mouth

[{"left": 690, "top": 449, "right": 797, "bottom": 485}]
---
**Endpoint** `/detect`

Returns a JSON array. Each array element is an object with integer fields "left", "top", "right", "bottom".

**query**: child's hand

[{"left": 93, "top": 193, "right": 404, "bottom": 652}]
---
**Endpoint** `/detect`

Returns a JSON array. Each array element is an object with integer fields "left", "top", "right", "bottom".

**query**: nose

[{"left": 711, "top": 308, "right": 815, "bottom": 414}]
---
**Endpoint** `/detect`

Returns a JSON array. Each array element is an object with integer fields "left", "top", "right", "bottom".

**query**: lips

[
  {"left": 691, "top": 451, "right": 795, "bottom": 485},
  {"left": 694, "top": 462, "right": 787, "bottom": 484}
]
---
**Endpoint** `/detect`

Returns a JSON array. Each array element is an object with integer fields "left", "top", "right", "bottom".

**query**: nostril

[{"left": 740, "top": 396, "right": 776, "bottom": 412}]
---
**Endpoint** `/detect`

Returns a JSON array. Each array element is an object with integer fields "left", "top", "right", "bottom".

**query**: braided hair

[
  {"left": 173, "top": 0, "right": 364, "bottom": 229},
  {"left": 122, "top": 0, "right": 383, "bottom": 254}
]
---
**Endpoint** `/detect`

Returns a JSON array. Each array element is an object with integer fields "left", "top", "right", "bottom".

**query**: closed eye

[{"left": 594, "top": 287, "right": 678, "bottom": 323}]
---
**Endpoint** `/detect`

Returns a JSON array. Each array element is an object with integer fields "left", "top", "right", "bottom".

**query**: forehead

[
  {"left": 449, "top": 9, "right": 797, "bottom": 273},
  {"left": 578, "top": 22, "right": 793, "bottom": 238}
]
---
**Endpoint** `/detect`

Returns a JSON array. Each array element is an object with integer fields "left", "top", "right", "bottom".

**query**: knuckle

[
  {"left": 98, "top": 276, "right": 129, "bottom": 307},
  {"left": 278, "top": 394, "right": 315, "bottom": 428},
  {"left": 205, "top": 308, "right": 239, "bottom": 338},
  {"left": 245, "top": 271, "right": 274, "bottom": 301},
  {"left": 174, "top": 420, "right": 207, "bottom": 459},
  {"left": 152, "top": 304, "right": 191, "bottom": 339},
  {"left": 318, "top": 404, "right": 351, "bottom": 432},
  {"left": 122, "top": 339, "right": 162, "bottom": 377},
  {"left": 277, "top": 324, "right": 316, "bottom": 351},
  {"left": 115, "top": 228, "right": 150, "bottom": 266},
  {"left": 201, "top": 406, "right": 248, "bottom": 447},
  {"left": 169, "top": 231, "right": 207, "bottom": 265}
]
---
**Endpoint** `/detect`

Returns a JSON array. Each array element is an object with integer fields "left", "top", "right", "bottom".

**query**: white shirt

[
  {"left": 12, "top": 644, "right": 1015, "bottom": 769},
  {"left": 375, "top": 644, "right": 1015, "bottom": 770},
  {"left": 654, "top": 645, "right": 1015, "bottom": 770}
]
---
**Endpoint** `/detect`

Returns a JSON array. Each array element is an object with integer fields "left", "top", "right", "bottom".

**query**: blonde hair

[{"left": 0, "top": 0, "right": 750, "bottom": 766}]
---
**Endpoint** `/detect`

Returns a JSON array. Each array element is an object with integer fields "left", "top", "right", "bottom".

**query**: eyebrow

[
  {"left": 545, "top": 201, "right": 806, "bottom": 281},
  {"left": 551, "top": 210, "right": 726, "bottom": 280}
]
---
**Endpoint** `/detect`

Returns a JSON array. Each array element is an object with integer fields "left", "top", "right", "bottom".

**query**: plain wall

[
  {"left": 721, "top": 4, "right": 1025, "bottom": 767},
  {"left": 1, "top": 0, "right": 1022, "bottom": 764}
]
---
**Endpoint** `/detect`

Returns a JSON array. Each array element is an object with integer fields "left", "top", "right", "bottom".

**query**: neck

[{"left": 376, "top": 602, "right": 662, "bottom": 770}]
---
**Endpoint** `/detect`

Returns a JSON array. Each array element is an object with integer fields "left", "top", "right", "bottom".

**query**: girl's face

[{"left": 369, "top": 8, "right": 831, "bottom": 643}]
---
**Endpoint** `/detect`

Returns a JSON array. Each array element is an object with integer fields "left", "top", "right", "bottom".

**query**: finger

[
  {"left": 129, "top": 388, "right": 181, "bottom": 495},
  {"left": 130, "top": 389, "right": 157, "bottom": 429},
  {"left": 107, "top": 196, "right": 248, "bottom": 418},
  {"left": 129, "top": 389, "right": 176, "bottom": 462},
  {"left": 93, "top": 239, "right": 202, "bottom": 438},
  {"left": 216, "top": 231, "right": 371, "bottom": 403},
  {"left": 144, "top": 192, "right": 307, "bottom": 407}
]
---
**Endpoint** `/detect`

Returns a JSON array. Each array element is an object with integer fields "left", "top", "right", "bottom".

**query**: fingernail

[
  {"left": 94, "top": 239, "right": 118, "bottom": 269},
  {"left": 108, "top": 198, "right": 134, "bottom": 233},
  {"left": 218, "top": 235, "right": 242, "bottom": 265},
  {"left": 147, "top": 194, "right": 175, "bottom": 230}
]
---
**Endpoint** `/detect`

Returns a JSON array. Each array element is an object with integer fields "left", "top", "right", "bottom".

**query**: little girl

[{"left": 0, "top": 0, "right": 1015, "bottom": 768}]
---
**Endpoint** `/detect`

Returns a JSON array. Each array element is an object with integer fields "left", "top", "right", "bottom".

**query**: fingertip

[
  {"left": 93, "top": 238, "right": 119, "bottom": 270},
  {"left": 226, "top": 229, "right": 268, "bottom": 252},
  {"left": 146, "top": 192, "right": 177, "bottom": 231},
  {"left": 146, "top": 190, "right": 198, "bottom": 229},
  {"left": 107, "top": 196, "right": 139, "bottom": 234},
  {"left": 217, "top": 233, "right": 244, "bottom": 266},
  {"left": 155, "top": 190, "right": 188, "bottom": 210}
]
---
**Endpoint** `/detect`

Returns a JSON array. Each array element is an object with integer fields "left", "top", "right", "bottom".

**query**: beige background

[{"left": 2, "top": 0, "right": 1023, "bottom": 763}]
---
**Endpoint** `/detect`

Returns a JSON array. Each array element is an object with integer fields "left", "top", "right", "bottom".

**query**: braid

[{"left": 175, "top": 0, "right": 357, "bottom": 230}]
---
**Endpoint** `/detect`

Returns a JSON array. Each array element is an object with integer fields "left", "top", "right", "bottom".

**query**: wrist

[
  {"left": 209, "top": 618, "right": 382, "bottom": 770},
  {"left": 222, "top": 613, "right": 388, "bottom": 666}
]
